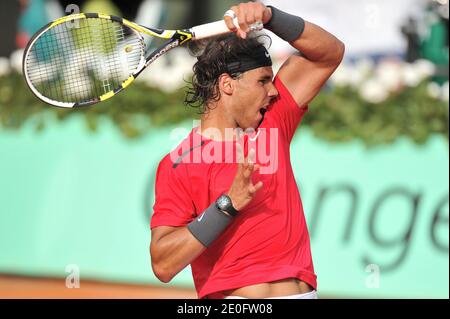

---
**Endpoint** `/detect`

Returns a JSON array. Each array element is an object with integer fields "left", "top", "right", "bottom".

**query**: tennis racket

[{"left": 23, "top": 13, "right": 263, "bottom": 108}]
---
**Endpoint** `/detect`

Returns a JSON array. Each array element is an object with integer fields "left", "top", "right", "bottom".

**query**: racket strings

[{"left": 25, "top": 18, "right": 145, "bottom": 104}]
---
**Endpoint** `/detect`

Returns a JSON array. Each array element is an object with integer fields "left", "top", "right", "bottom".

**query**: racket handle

[{"left": 191, "top": 19, "right": 264, "bottom": 40}]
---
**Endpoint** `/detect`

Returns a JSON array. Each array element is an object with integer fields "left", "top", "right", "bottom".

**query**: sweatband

[
  {"left": 265, "top": 6, "right": 306, "bottom": 42},
  {"left": 226, "top": 45, "right": 272, "bottom": 75},
  {"left": 187, "top": 202, "right": 233, "bottom": 247}
]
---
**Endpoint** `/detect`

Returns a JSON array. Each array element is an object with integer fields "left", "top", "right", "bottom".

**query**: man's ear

[{"left": 218, "top": 73, "right": 234, "bottom": 96}]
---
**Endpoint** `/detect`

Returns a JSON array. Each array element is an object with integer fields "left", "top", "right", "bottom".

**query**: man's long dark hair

[{"left": 184, "top": 33, "right": 271, "bottom": 114}]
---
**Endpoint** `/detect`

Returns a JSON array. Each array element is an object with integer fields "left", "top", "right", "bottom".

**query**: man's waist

[{"left": 207, "top": 278, "right": 314, "bottom": 299}]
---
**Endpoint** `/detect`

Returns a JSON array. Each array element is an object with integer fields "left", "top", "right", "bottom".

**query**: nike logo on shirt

[{"left": 249, "top": 130, "right": 261, "bottom": 142}]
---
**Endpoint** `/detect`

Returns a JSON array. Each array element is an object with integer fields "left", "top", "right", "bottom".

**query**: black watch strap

[
  {"left": 216, "top": 195, "right": 239, "bottom": 217},
  {"left": 224, "top": 203, "right": 239, "bottom": 217}
]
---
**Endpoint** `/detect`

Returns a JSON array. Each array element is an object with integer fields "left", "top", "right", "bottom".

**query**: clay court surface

[{"left": 0, "top": 275, "right": 197, "bottom": 299}]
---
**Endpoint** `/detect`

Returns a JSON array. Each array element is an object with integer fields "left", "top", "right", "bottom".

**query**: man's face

[{"left": 230, "top": 67, "right": 278, "bottom": 130}]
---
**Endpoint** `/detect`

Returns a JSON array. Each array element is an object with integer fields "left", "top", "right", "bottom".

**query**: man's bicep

[
  {"left": 151, "top": 225, "right": 179, "bottom": 244},
  {"left": 276, "top": 53, "right": 341, "bottom": 107}
]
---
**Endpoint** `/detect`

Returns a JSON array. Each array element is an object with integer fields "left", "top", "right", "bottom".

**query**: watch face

[{"left": 217, "top": 195, "right": 231, "bottom": 210}]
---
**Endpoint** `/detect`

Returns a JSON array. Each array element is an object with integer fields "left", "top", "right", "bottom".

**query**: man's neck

[{"left": 199, "top": 103, "right": 238, "bottom": 142}]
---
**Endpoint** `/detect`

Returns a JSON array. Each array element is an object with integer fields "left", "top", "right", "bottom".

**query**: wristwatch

[{"left": 216, "top": 195, "right": 239, "bottom": 217}]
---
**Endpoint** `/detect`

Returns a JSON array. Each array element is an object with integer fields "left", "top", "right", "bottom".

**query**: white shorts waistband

[{"left": 224, "top": 290, "right": 318, "bottom": 299}]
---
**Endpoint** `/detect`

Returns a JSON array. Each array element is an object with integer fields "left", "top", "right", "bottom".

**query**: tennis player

[{"left": 150, "top": 2, "right": 344, "bottom": 299}]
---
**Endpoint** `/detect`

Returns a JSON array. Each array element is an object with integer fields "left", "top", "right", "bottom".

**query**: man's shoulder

[
  {"left": 155, "top": 152, "right": 191, "bottom": 184},
  {"left": 157, "top": 129, "right": 199, "bottom": 172}
]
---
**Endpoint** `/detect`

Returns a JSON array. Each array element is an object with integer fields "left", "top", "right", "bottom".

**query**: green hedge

[
  {"left": 303, "top": 83, "right": 448, "bottom": 146},
  {"left": 0, "top": 72, "right": 448, "bottom": 145}
]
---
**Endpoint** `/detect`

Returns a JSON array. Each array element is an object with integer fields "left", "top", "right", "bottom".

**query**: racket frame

[{"left": 23, "top": 13, "right": 260, "bottom": 107}]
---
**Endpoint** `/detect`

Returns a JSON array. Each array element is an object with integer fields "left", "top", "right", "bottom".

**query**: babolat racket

[{"left": 23, "top": 13, "right": 263, "bottom": 108}]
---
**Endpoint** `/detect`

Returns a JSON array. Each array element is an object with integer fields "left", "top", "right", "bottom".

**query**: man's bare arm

[
  {"left": 224, "top": 2, "right": 345, "bottom": 108},
  {"left": 277, "top": 20, "right": 345, "bottom": 108},
  {"left": 150, "top": 226, "right": 205, "bottom": 283}
]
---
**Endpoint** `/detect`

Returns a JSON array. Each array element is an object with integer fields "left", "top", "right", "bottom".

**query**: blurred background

[{"left": 0, "top": 0, "right": 448, "bottom": 299}]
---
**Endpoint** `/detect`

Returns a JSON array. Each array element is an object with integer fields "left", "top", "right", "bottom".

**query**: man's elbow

[
  {"left": 150, "top": 247, "right": 178, "bottom": 283},
  {"left": 154, "top": 269, "right": 174, "bottom": 284},
  {"left": 152, "top": 262, "right": 175, "bottom": 283},
  {"left": 334, "top": 40, "right": 345, "bottom": 65}
]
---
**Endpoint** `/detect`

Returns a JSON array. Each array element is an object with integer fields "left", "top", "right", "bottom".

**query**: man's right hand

[
  {"left": 226, "top": 144, "right": 263, "bottom": 211},
  {"left": 223, "top": 2, "right": 272, "bottom": 39}
]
